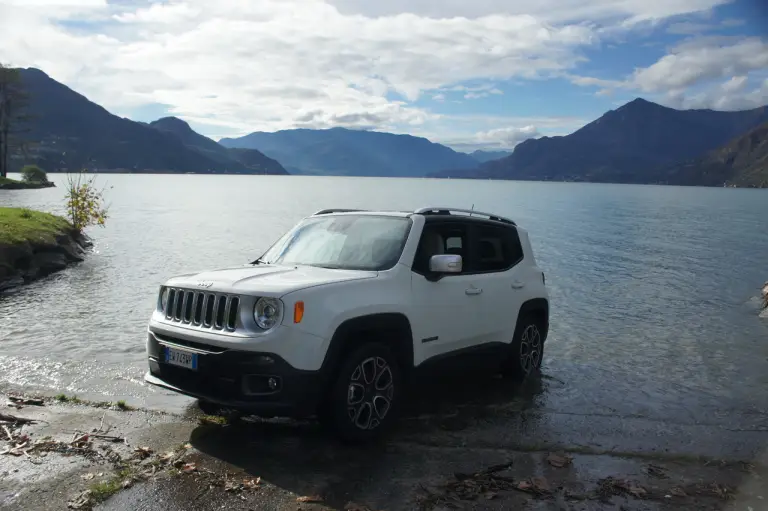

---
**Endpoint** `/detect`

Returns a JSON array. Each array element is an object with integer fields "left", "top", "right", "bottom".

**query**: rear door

[{"left": 467, "top": 222, "right": 527, "bottom": 346}]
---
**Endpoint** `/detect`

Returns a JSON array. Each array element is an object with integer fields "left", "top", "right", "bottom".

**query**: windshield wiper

[{"left": 250, "top": 258, "right": 269, "bottom": 265}]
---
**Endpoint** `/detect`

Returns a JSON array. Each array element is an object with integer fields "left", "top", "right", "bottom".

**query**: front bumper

[{"left": 144, "top": 331, "right": 326, "bottom": 417}]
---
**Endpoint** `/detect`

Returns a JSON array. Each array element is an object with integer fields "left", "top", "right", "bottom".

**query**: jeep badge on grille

[{"left": 197, "top": 281, "right": 213, "bottom": 288}]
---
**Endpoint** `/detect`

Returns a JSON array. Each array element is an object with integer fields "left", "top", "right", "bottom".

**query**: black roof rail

[
  {"left": 414, "top": 207, "right": 516, "bottom": 225},
  {"left": 312, "top": 208, "right": 368, "bottom": 216}
]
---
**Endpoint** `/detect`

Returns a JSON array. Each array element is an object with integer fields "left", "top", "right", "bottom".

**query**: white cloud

[
  {"left": 0, "top": 0, "right": 748, "bottom": 143},
  {"left": 664, "top": 77, "right": 768, "bottom": 111},
  {"left": 666, "top": 21, "right": 713, "bottom": 34},
  {"left": 475, "top": 125, "right": 540, "bottom": 148},
  {"left": 326, "top": 0, "right": 728, "bottom": 24},
  {"left": 569, "top": 36, "right": 768, "bottom": 109},
  {"left": 0, "top": 0, "right": 601, "bottom": 135},
  {"left": 631, "top": 37, "right": 768, "bottom": 92}
]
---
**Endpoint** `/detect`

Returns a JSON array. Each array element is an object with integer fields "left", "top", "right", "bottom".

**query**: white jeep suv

[{"left": 145, "top": 207, "right": 549, "bottom": 442}]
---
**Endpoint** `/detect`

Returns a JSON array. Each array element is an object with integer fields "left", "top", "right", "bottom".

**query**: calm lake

[{"left": 1, "top": 173, "right": 767, "bottom": 427}]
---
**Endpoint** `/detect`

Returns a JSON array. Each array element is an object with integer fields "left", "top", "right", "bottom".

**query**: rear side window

[{"left": 473, "top": 224, "right": 524, "bottom": 272}]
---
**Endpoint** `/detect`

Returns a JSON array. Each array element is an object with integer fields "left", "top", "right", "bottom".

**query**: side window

[
  {"left": 472, "top": 224, "right": 524, "bottom": 273},
  {"left": 412, "top": 223, "right": 468, "bottom": 275}
]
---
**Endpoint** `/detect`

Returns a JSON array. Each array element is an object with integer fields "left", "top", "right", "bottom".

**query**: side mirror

[{"left": 429, "top": 254, "right": 462, "bottom": 274}]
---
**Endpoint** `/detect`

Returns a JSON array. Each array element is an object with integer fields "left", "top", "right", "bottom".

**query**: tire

[
  {"left": 500, "top": 314, "right": 545, "bottom": 381},
  {"left": 321, "top": 342, "right": 402, "bottom": 443}
]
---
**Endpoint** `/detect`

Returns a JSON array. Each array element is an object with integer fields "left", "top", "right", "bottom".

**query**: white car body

[{"left": 144, "top": 207, "right": 550, "bottom": 429}]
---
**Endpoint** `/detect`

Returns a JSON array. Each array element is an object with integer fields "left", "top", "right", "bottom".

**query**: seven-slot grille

[{"left": 164, "top": 288, "right": 240, "bottom": 331}]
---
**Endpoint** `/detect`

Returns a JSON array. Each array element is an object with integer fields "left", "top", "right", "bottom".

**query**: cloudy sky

[{"left": 1, "top": 0, "right": 767, "bottom": 151}]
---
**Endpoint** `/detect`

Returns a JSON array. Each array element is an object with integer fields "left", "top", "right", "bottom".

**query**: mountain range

[
  {"left": 5, "top": 67, "right": 768, "bottom": 187},
  {"left": 650, "top": 122, "right": 768, "bottom": 187},
  {"left": 12, "top": 68, "right": 287, "bottom": 175},
  {"left": 219, "top": 128, "right": 478, "bottom": 177},
  {"left": 433, "top": 98, "right": 768, "bottom": 185}
]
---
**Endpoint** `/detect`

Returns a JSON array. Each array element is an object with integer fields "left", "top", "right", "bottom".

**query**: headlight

[
  {"left": 254, "top": 297, "right": 281, "bottom": 330},
  {"left": 159, "top": 287, "right": 169, "bottom": 311}
]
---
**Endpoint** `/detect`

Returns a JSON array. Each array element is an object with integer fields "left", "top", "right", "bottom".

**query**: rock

[
  {"left": 0, "top": 228, "right": 90, "bottom": 291},
  {"left": 761, "top": 281, "right": 767, "bottom": 310}
]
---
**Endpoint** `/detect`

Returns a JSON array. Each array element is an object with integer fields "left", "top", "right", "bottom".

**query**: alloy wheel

[
  {"left": 518, "top": 324, "right": 542, "bottom": 374},
  {"left": 346, "top": 356, "right": 394, "bottom": 430}
]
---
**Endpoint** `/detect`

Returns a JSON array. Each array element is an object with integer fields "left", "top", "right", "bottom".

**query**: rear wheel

[
  {"left": 500, "top": 315, "right": 544, "bottom": 381},
  {"left": 321, "top": 342, "right": 402, "bottom": 443}
]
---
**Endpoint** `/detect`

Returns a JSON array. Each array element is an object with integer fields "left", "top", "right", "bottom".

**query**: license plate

[{"left": 164, "top": 347, "right": 198, "bottom": 370}]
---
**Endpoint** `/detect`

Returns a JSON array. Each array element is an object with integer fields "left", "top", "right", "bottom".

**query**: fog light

[{"left": 268, "top": 377, "right": 278, "bottom": 390}]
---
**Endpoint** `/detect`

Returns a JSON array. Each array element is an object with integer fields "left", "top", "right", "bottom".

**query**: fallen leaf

[
  {"left": 297, "top": 495, "right": 324, "bottom": 503},
  {"left": 67, "top": 490, "right": 93, "bottom": 509},
  {"left": 532, "top": 477, "right": 550, "bottom": 492},
  {"left": 546, "top": 453, "right": 573, "bottom": 468},
  {"left": 483, "top": 491, "right": 498, "bottom": 500},
  {"left": 670, "top": 487, "right": 687, "bottom": 497},
  {"left": 80, "top": 473, "right": 96, "bottom": 481},
  {"left": 133, "top": 446, "right": 153, "bottom": 459},
  {"left": 517, "top": 480, "right": 532, "bottom": 491},
  {"left": 181, "top": 462, "right": 197, "bottom": 474},
  {"left": 243, "top": 478, "right": 261, "bottom": 489},
  {"left": 646, "top": 464, "right": 668, "bottom": 478}
]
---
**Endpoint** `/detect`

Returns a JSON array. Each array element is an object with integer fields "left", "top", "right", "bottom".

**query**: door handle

[
  {"left": 465, "top": 287, "right": 483, "bottom": 296},
  {"left": 511, "top": 281, "right": 525, "bottom": 289}
]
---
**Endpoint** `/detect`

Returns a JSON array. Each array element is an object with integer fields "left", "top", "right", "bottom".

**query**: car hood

[{"left": 164, "top": 264, "right": 377, "bottom": 296}]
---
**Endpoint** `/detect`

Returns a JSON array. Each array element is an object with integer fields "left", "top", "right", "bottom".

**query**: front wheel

[
  {"left": 500, "top": 315, "right": 544, "bottom": 381},
  {"left": 321, "top": 342, "right": 403, "bottom": 443}
]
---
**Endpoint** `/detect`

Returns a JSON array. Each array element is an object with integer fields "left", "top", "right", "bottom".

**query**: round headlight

[
  {"left": 254, "top": 297, "right": 281, "bottom": 330},
  {"left": 160, "top": 287, "right": 169, "bottom": 311}
]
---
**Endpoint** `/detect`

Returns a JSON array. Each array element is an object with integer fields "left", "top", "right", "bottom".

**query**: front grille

[{"left": 164, "top": 288, "right": 240, "bottom": 331}]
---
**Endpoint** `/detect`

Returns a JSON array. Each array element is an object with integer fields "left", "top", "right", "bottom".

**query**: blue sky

[{"left": 1, "top": 0, "right": 767, "bottom": 151}]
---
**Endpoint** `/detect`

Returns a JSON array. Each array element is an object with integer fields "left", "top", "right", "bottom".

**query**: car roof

[{"left": 311, "top": 207, "right": 516, "bottom": 226}]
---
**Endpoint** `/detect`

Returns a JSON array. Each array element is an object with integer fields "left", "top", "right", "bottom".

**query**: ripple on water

[{"left": 1, "top": 175, "right": 767, "bottom": 426}]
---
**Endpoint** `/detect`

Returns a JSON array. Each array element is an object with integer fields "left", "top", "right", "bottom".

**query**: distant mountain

[
  {"left": 220, "top": 127, "right": 478, "bottom": 177},
  {"left": 434, "top": 98, "right": 768, "bottom": 185},
  {"left": 652, "top": 122, "right": 768, "bottom": 187},
  {"left": 148, "top": 117, "right": 286, "bottom": 174},
  {"left": 12, "top": 68, "right": 287, "bottom": 175},
  {"left": 469, "top": 150, "right": 512, "bottom": 163}
]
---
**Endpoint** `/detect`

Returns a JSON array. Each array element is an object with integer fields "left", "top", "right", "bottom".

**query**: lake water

[{"left": 1, "top": 173, "right": 767, "bottom": 427}]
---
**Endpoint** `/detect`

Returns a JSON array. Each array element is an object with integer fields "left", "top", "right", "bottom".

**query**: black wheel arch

[
  {"left": 318, "top": 313, "right": 415, "bottom": 387},
  {"left": 518, "top": 298, "right": 549, "bottom": 341}
]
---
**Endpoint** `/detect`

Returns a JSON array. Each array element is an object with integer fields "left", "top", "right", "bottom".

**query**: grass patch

[
  {"left": 55, "top": 393, "right": 83, "bottom": 404},
  {"left": 0, "top": 207, "right": 72, "bottom": 245},
  {"left": 0, "top": 177, "right": 20, "bottom": 186},
  {"left": 199, "top": 414, "right": 229, "bottom": 425},
  {"left": 115, "top": 400, "right": 134, "bottom": 411},
  {"left": 54, "top": 393, "right": 135, "bottom": 411},
  {"left": 89, "top": 467, "right": 138, "bottom": 503}
]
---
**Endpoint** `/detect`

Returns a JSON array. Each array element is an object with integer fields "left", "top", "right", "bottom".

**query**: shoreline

[
  {"left": 0, "top": 207, "right": 91, "bottom": 292},
  {"left": 0, "top": 177, "right": 56, "bottom": 190},
  {"left": 1, "top": 389, "right": 766, "bottom": 511}
]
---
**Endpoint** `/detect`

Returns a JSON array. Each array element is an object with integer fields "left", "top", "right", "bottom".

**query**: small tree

[
  {"left": 64, "top": 169, "right": 109, "bottom": 231},
  {"left": 20, "top": 164, "right": 48, "bottom": 183},
  {"left": 0, "top": 63, "right": 30, "bottom": 179}
]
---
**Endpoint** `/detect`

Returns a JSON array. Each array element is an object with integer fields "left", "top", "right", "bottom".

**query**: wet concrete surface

[{"left": 2, "top": 366, "right": 767, "bottom": 510}]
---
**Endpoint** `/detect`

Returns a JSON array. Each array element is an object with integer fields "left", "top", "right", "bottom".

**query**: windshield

[{"left": 258, "top": 215, "right": 412, "bottom": 271}]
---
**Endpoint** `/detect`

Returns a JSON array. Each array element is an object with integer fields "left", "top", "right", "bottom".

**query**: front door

[{"left": 409, "top": 221, "right": 486, "bottom": 364}]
